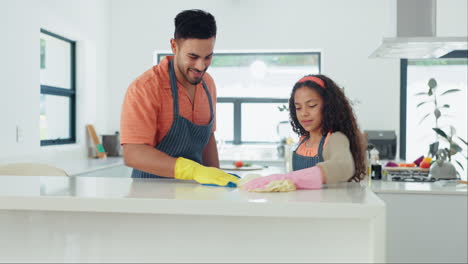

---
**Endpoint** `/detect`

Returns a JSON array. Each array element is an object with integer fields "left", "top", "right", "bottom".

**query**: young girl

[{"left": 242, "top": 74, "right": 366, "bottom": 191}]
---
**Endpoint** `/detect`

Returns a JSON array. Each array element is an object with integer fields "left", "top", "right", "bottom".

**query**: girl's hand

[
  {"left": 242, "top": 166, "right": 323, "bottom": 191},
  {"left": 241, "top": 174, "right": 288, "bottom": 191}
]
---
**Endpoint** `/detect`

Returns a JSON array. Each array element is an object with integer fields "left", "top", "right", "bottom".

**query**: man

[{"left": 120, "top": 9, "right": 238, "bottom": 187}]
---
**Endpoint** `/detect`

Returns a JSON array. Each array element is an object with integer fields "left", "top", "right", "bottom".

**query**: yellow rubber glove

[{"left": 174, "top": 157, "right": 240, "bottom": 187}]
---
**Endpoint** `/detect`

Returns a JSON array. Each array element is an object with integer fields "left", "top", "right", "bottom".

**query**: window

[
  {"left": 401, "top": 57, "right": 467, "bottom": 172},
  {"left": 40, "top": 29, "right": 76, "bottom": 146},
  {"left": 156, "top": 51, "right": 321, "bottom": 144}
]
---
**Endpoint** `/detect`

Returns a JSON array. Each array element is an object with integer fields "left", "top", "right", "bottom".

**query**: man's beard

[
  {"left": 189, "top": 77, "right": 203, "bottom": 85},
  {"left": 175, "top": 58, "right": 207, "bottom": 85},
  {"left": 186, "top": 69, "right": 206, "bottom": 85}
]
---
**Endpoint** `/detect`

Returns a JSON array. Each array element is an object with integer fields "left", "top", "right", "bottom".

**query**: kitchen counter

[
  {"left": 0, "top": 175, "right": 385, "bottom": 263},
  {"left": 50, "top": 156, "right": 124, "bottom": 176},
  {"left": 0, "top": 175, "right": 383, "bottom": 218},
  {"left": 370, "top": 179, "right": 467, "bottom": 195},
  {"left": 0, "top": 156, "right": 125, "bottom": 176}
]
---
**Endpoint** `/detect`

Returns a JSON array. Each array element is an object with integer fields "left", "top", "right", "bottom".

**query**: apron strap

[
  {"left": 168, "top": 60, "right": 180, "bottom": 116},
  {"left": 169, "top": 59, "right": 214, "bottom": 121},
  {"left": 201, "top": 81, "right": 214, "bottom": 121},
  {"left": 295, "top": 135, "right": 310, "bottom": 151},
  {"left": 295, "top": 134, "right": 327, "bottom": 154},
  {"left": 317, "top": 134, "right": 327, "bottom": 162}
]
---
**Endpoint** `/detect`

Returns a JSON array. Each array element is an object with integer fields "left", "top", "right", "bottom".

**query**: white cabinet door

[{"left": 377, "top": 192, "right": 467, "bottom": 263}]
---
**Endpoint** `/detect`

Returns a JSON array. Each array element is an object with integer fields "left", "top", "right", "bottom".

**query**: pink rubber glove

[{"left": 242, "top": 166, "right": 323, "bottom": 191}]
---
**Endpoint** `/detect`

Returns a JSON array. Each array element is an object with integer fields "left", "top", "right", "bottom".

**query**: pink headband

[{"left": 297, "top": 76, "right": 325, "bottom": 88}]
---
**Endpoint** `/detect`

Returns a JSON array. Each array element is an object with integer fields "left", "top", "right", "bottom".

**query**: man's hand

[{"left": 174, "top": 157, "right": 239, "bottom": 187}]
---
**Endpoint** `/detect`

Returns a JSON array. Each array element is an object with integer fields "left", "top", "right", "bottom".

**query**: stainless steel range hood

[{"left": 370, "top": 0, "right": 467, "bottom": 59}]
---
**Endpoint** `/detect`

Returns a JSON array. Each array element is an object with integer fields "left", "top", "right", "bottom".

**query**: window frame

[
  {"left": 156, "top": 51, "right": 321, "bottom": 145},
  {"left": 399, "top": 51, "right": 468, "bottom": 159},
  {"left": 217, "top": 97, "right": 289, "bottom": 144},
  {"left": 40, "top": 29, "right": 76, "bottom": 146}
]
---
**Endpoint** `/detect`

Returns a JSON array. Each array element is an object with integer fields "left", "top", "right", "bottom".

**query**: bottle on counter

[
  {"left": 369, "top": 148, "right": 382, "bottom": 180},
  {"left": 283, "top": 137, "right": 295, "bottom": 173},
  {"left": 370, "top": 148, "right": 379, "bottom": 164}
]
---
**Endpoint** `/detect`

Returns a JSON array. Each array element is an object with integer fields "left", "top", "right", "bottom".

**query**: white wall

[
  {"left": 107, "top": 0, "right": 400, "bottom": 139},
  {"left": 1, "top": 0, "right": 465, "bottom": 162},
  {"left": 0, "top": 0, "right": 110, "bottom": 161},
  {"left": 437, "top": 0, "right": 468, "bottom": 36}
]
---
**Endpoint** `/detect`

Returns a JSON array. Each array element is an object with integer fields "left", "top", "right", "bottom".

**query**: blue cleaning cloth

[{"left": 202, "top": 173, "right": 241, "bottom": 187}]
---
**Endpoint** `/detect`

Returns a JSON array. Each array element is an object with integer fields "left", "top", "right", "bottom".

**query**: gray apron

[
  {"left": 292, "top": 134, "right": 326, "bottom": 171},
  {"left": 131, "top": 59, "right": 214, "bottom": 178}
]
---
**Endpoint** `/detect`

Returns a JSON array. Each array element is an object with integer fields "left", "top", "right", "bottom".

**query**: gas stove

[
  {"left": 390, "top": 175, "right": 436, "bottom": 182},
  {"left": 383, "top": 166, "right": 431, "bottom": 182}
]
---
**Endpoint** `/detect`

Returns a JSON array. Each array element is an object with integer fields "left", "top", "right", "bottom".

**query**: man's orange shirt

[{"left": 120, "top": 56, "right": 216, "bottom": 147}]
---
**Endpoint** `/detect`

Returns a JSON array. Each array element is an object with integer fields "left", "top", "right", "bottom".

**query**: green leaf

[
  {"left": 416, "top": 101, "right": 431, "bottom": 108},
  {"left": 450, "top": 126, "right": 456, "bottom": 137},
  {"left": 455, "top": 160, "right": 464, "bottom": 170},
  {"left": 433, "top": 128, "right": 448, "bottom": 139},
  {"left": 433, "top": 109, "right": 441, "bottom": 119},
  {"left": 444, "top": 148, "right": 451, "bottom": 161},
  {"left": 277, "top": 105, "right": 289, "bottom": 112},
  {"left": 419, "top": 113, "right": 431, "bottom": 124},
  {"left": 458, "top": 137, "right": 468, "bottom": 146},
  {"left": 429, "top": 142, "right": 439, "bottom": 157},
  {"left": 450, "top": 143, "right": 462, "bottom": 155},
  {"left": 440, "top": 104, "right": 450, "bottom": 109},
  {"left": 440, "top": 89, "right": 461, "bottom": 96},
  {"left": 428, "top": 78, "right": 437, "bottom": 89}
]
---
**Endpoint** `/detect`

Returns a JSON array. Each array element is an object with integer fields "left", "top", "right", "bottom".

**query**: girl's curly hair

[{"left": 289, "top": 74, "right": 366, "bottom": 182}]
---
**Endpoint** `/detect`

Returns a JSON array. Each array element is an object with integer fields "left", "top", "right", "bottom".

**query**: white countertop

[
  {"left": 52, "top": 157, "right": 124, "bottom": 176},
  {"left": 0, "top": 175, "right": 384, "bottom": 219},
  {"left": 370, "top": 180, "right": 467, "bottom": 195},
  {"left": 0, "top": 156, "right": 125, "bottom": 176}
]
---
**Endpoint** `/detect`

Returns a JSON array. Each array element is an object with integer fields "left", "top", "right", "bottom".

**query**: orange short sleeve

[
  {"left": 120, "top": 56, "right": 217, "bottom": 147},
  {"left": 120, "top": 70, "right": 160, "bottom": 146}
]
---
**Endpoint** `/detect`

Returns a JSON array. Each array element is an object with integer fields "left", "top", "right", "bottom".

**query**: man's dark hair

[{"left": 174, "top": 9, "right": 217, "bottom": 39}]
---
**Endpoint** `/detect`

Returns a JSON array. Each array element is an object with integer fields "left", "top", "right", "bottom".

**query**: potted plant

[{"left": 416, "top": 78, "right": 468, "bottom": 179}]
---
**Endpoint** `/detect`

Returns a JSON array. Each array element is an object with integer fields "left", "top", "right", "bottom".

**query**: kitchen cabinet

[
  {"left": 371, "top": 181, "right": 467, "bottom": 263},
  {"left": 0, "top": 175, "right": 385, "bottom": 263}
]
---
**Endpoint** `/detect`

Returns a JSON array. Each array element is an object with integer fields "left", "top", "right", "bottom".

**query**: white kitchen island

[
  {"left": 0, "top": 174, "right": 385, "bottom": 263},
  {"left": 371, "top": 180, "right": 468, "bottom": 263}
]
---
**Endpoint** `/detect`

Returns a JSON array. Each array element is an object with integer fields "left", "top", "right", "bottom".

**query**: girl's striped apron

[{"left": 292, "top": 134, "right": 326, "bottom": 171}]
